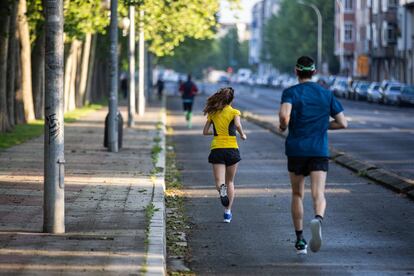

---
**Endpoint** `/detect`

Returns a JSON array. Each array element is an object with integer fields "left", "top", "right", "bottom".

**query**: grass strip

[{"left": 0, "top": 104, "right": 103, "bottom": 149}]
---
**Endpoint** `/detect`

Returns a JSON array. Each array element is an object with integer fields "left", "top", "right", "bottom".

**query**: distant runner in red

[{"left": 179, "top": 74, "right": 198, "bottom": 128}]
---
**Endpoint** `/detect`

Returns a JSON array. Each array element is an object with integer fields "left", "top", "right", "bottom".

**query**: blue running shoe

[{"left": 223, "top": 212, "right": 232, "bottom": 223}]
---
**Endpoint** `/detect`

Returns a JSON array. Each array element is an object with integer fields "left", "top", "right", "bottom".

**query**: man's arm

[
  {"left": 278, "top": 103, "right": 292, "bottom": 131},
  {"left": 329, "top": 112, "right": 348, "bottom": 129}
]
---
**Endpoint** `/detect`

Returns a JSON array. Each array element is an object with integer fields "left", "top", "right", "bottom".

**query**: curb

[
  {"left": 146, "top": 97, "right": 167, "bottom": 276},
  {"left": 241, "top": 111, "right": 414, "bottom": 200}
]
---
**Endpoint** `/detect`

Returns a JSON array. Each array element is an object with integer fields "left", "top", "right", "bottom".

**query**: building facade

[
  {"left": 249, "top": 0, "right": 279, "bottom": 77},
  {"left": 397, "top": 0, "right": 414, "bottom": 84},
  {"left": 335, "top": 0, "right": 357, "bottom": 76},
  {"left": 369, "top": 0, "right": 400, "bottom": 81}
]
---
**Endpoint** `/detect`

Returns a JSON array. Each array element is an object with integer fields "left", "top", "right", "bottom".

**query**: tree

[
  {"left": 157, "top": 27, "right": 250, "bottom": 77},
  {"left": 18, "top": 0, "right": 35, "bottom": 122},
  {"left": 263, "top": 0, "right": 337, "bottom": 73},
  {"left": 0, "top": 0, "right": 11, "bottom": 132}
]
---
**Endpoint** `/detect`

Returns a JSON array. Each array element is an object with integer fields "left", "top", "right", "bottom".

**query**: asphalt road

[
  {"left": 167, "top": 94, "right": 414, "bottom": 275},
  {"left": 200, "top": 83, "right": 414, "bottom": 181}
]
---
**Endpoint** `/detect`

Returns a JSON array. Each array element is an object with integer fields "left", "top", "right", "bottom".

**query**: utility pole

[
  {"left": 128, "top": 5, "right": 135, "bottom": 127},
  {"left": 43, "top": 0, "right": 65, "bottom": 234},
  {"left": 108, "top": 0, "right": 119, "bottom": 152},
  {"left": 298, "top": 1, "right": 323, "bottom": 71},
  {"left": 138, "top": 9, "right": 145, "bottom": 116}
]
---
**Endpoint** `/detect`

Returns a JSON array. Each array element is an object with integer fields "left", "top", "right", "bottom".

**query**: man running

[
  {"left": 278, "top": 56, "right": 348, "bottom": 255},
  {"left": 179, "top": 74, "right": 198, "bottom": 128}
]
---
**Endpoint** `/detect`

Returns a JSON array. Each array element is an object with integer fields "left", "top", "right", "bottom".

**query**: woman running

[{"left": 202, "top": 87, "right": 247, "bottom": 223}]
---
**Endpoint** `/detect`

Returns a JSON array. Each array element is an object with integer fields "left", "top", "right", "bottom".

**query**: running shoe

[
  {"left": 309, "top": 219, "right": 322, "bottom": 252},
  {"left": 295, "top": 238, "right": 307, "bottom": 255},
  {"left": 223, "top": 212, "right": 232, "bottom": 223},
  {"left": 219, "top": 184, "right": 229, "bottom": 207}
]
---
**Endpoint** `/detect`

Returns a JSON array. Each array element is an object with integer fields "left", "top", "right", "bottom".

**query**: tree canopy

[{"left": 263, "top": 0, "right": 338, "bottom": 73}]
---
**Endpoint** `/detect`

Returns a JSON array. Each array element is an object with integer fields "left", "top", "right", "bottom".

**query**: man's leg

[
  {"left": 309, "top": 170, "right": 327, "bottom": 253},
  {"left": 290, "top": 172, "right": 307, "bottom": 254},
  {"left": 310, "top": 171, "right": 327, "bottom": 218},
  {"left": 289, "top": 172, "right": 305, "bottom": 231}
]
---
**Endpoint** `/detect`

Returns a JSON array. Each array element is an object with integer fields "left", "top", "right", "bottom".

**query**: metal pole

[
  {"left": 44, "top": 0, "right": 65, "bottom": 234},
  {"left": 297, "top": 1, "right": 323, "bottom": 71},
  {"left": 108, "top": 0, "right": 118, "bottom": 152},
  {"left": 128, "top": 5, "right": 135, "bottom": 127},
  {"left": 138, "top": 9, "right": 145, "bottom": 116},
  {"left": 336, "top": 0, "right": 345, "bottom": 73}
]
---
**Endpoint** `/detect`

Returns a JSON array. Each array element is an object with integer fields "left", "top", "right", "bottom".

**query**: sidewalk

[{"left": 0, "top": 103, "right": 166, "bottom": 275}]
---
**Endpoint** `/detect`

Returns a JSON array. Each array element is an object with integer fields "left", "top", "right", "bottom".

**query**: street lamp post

[
  {"left": 297, "top": 1, "right": 323, "bottom": 71},
  {"left": 108, "top": 0, "right": 119, "bottom": 152},
  {"left": 335, "top": 0, "right": 345, "bottom": 73}
]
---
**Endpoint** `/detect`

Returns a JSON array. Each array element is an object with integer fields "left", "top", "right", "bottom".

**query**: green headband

[{"left": 296, "top": 64, "right": 316, "bottom": 71}]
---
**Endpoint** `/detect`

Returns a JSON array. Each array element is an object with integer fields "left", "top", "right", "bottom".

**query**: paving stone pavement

[{"left": 0, "top": 104, "right": 165, "bottom": 275}]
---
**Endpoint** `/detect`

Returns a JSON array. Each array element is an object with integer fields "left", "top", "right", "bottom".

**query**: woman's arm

[
  {"left": 234, "top": 116, "right": 247, "bottom": 140},
  {"left": 203, "top": 120, "right": 213, "bottom": 135}
]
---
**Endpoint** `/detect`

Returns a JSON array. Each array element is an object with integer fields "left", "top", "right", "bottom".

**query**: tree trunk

[
  {"left": 68, "top": 40, "right": 80, "bottom": 111},
  {"left": 14, "top": 30, "right": 25, "bottom": 124},
  {"left": 64, "top": 40, "right": 80, "bottom": 112},
  {"left": 84, "top": 34, "right": 96, "bottom": 105},
  {"left": 17, "top": 0, "right": 35, "bottom": 122},
  {"left": 0, "top": 1, "right": 11, "bottom": 132},
  {"left": 77, "top": 33, "right": 92, "bottom": 107},
  {"left": 74, "top": 39, "right": 83, "bottom": 108},
  {"left": 7, "top": 0, "right": 17, "bottom": 128},
  {"left": 32, "top": 28, "right": 45, "bottom": 119}
]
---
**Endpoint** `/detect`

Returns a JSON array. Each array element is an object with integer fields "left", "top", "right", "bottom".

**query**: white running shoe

[
  {"left": 309, "top": 219, "right": 322, "bottom": 252},
  {"left": 219, "top": 184, "right": 229, "bottom": 207}
]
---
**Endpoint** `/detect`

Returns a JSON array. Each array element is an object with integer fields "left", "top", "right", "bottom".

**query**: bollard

[{"left": 104, "top": 111, "right": 123, "bottom": 149}]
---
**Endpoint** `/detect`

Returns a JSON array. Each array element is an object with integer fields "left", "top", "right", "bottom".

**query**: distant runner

[
  {"left": 278, "top": 56, "right": 348, "bottom": 255},
  {"left": 203, "top": 87, "right": 247, "bottom": 223},
  {"left": 179, "top": 74, "right": 198, "bottom": 128}
]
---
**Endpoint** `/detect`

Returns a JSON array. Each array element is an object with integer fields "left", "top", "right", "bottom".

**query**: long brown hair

[{"left": 203, "top": 87, "right": 234, "bottom": 115}]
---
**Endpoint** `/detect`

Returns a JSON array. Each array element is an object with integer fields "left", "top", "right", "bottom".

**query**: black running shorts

[
  {"left": 287, "top": 156, "right": 329, "bottom": 176},
  {"left": 208, "top": 148, "right": 241, "bottom": 167}
]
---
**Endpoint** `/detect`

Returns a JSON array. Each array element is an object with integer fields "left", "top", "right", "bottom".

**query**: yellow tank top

[{"left": 207, "top": 105, "right": 241, "bottom": 149}]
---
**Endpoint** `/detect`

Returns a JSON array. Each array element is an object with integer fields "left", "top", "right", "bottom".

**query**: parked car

[
  {"left": 217, "top": 75, "right": 230, "bottom": 85},
  {"left": 352, "top": 81, "right": 370, "bottom": 100},
  {"left": 399, "top": 85, "right": 414, "bottom": 106},
  {"left": 347, "top": 80, "right": 360, "bottom": 99},
  {"left": 331, "top": 78, "right": 348, "bottom": 98},
  {"left": 383, "top": 83, "right": 404, "bottom": 105},
  {"left": 367, "top": 82, "right": 382, "bottom": 103}
]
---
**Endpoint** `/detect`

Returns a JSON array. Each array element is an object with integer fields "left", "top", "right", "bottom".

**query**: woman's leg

[
  {"left": 225, "top": 163, "right": 239, "bottom": 210},
  {"left": 212, "top": 164, "right": 226, "bottom": 191}
]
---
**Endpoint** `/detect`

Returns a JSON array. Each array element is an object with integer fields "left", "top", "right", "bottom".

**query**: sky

[{"left": 219, "top": 0, "right": 261, "bottom": 24}]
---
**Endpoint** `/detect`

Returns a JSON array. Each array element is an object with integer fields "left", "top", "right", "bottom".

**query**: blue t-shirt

[{"left": 281, "top": 81, "right": 344, "bottom": 157}]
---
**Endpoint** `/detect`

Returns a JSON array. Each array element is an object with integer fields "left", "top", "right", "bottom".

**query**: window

[
  {"left": 345, "top": 23, "right": 354, "bottom": 42},
  {"left": 388, "top": 0, "right": 398, "bottom": 8},
  {"left": 344, "top": 0, "right": 354, "bottom": 11},
  {"left": 372, "top": 23, "right": 378, "bottom": 48},
  {"left": 381, "top": 0, "right": 387, "bottom": 12},
  {"left": 372, "top": 0, "right": 379, "bottom": 14},
  {"left": 387, "top": 23, "right": 397, "bottom": 43}
]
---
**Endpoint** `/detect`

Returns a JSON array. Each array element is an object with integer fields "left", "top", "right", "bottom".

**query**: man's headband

[{"left": 296, "top": 63, "right": 316, "bottom": 71}]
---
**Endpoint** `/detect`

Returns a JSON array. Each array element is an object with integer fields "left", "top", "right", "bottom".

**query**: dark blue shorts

[
  {"left": 287, "top": 156, "right": 329, "bottom": 176},
  {"left": 208, "top": 148, "right": 241, "bottom": 167}
]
